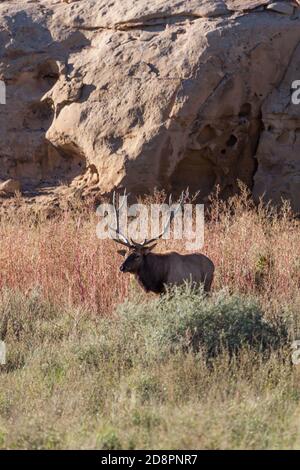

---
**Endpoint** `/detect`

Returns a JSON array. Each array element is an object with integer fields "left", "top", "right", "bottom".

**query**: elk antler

[
  {"left": 109, "top": 190, "right": 134, "bottom": 248},
  {"left": 134, "top": 190, "right": 187, "bottom": 247}
]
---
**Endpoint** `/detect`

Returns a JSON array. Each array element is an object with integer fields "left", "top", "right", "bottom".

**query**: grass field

[{"left": 1, "top": 189, "right": 300, "bottom": 449}]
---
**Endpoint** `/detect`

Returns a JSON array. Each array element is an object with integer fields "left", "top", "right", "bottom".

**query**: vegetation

[{"left": 0, "top": 188, "right": 300, "bottom": 449}]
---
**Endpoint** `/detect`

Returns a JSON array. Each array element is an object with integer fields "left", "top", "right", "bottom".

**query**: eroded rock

[
  {"left": 0, "top": 179, "right": 21, "bottom": 196},
  {"left": 0, "top": 0, "right": 299, "bottom": 210},
  {"left": 266, "top": 2, "right": 295, "bottom": 14}
]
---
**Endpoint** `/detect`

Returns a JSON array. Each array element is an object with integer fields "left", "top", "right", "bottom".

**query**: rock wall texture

[{"left": 0, "top": 0, "right": 299, "bottom": 209}]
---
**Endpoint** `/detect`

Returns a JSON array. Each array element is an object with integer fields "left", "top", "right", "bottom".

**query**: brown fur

[{"left": 119, "top": 249, "right": 215, "bottom": 294}]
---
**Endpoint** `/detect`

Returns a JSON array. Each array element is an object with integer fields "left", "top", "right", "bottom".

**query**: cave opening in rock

[
  {"left": 170, "top": 149, "right": 217, "bottom": 200},
  {"left": 36, "top": 60, "right": 60, "bottom": 89}
]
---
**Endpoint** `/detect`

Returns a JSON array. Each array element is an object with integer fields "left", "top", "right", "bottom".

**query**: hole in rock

[
  {"left": 170, "top": 149, "right": 216, "bottom": 199},
  {"left": 36, "top": 60, "right": 59, "bottom": 88},
  {"left": 239, "top": 103, "right": 251, "bottom": 118},
  {"left": 226, "top": 134, "right": 237, "bottom": 147}
]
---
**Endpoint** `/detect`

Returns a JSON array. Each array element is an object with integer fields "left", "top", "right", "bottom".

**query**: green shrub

[
  {"left": 97, "top": 429, "right": 121, "bottom": 450},
  {"left": 115, "top": 285, "right": 287, "bottom": 361},
  {"left": 0, "top": 286, "right": 293, "bottom": 450}
]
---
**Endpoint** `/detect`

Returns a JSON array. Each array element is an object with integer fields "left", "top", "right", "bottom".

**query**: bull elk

[{"left": 110, "top": 192, "right": 215, "bottom": 294}]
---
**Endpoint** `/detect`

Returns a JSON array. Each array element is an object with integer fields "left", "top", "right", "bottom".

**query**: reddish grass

[
  {"left": 0, "top": 189, "right": 299, "bottom": 315},
  {"left": 0, "top": 210, "right": 128, "bottom": 315}
]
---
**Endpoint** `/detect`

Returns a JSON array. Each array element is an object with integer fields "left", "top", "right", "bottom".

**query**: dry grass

[
  {"left": 0, "top": 187, "right": 299, "bottom": 316},
  {"left": 0, "top": 207, "right": 128, "bottom": 316},
  {"left": 0, "top": 188, "right": 300, "bottom": 449}
]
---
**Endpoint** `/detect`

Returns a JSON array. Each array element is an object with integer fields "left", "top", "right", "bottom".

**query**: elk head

[{"left": 109, "top": 191, "right": 186, "bottom": 275}]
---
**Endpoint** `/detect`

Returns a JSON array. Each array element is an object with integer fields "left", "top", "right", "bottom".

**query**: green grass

[{"left": 1, "top": 286, "right": 300, "bottom": 449}]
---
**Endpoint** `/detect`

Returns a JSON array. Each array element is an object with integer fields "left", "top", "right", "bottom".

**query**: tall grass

[
  {"left": 0, "top": 206, "right": 129, "bottom": 316},
  {"left": 0, "top": 190, "right": 300, "bottom": 449},
  {"left": 0, "top": 188, "right": 299, "bottom": 316}
]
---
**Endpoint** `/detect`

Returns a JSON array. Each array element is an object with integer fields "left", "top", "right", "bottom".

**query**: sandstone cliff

[{"left": 0, "top": 0, "right": 299, "bottom": 210}]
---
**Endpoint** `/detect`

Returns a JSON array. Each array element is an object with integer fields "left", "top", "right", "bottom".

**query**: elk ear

[
  {"left": 144, "top": 243, "right": 157, "bottom": 254},
  {"left": 117, "top": 249, "right": 127, "bottom": 257}
]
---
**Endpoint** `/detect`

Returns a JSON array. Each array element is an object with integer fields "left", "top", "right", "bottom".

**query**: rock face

[
  {"left": 0, "top": 179, "right": 21, "bottom": 196},
  {"left": 0, "top": 0, "right": 299, "bottom": 209}
]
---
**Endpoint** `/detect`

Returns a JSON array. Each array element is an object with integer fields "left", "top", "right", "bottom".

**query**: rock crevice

[{"left": 0, "top": 0, "right": 299, "bottom": 210}]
